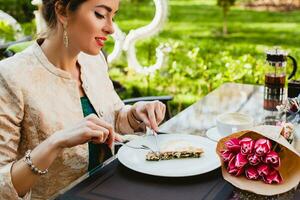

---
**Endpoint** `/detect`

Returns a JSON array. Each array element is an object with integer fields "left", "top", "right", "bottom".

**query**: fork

[{"left": 115, "top": 142, "right": 156, "bottom": 152}]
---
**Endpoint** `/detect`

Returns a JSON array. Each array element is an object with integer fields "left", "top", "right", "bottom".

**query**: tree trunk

[{"left": 223, "top": 6, "right": 228, "bottom": 36}]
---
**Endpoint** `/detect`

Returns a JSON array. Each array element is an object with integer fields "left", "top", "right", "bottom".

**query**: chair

[{"left": 0, "top": 40, "right": 173, "bottom": 120}]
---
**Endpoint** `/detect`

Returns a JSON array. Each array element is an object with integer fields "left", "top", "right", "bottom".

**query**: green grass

[{"left": 104, "top": 0, "right": 300, "bottom": 113}]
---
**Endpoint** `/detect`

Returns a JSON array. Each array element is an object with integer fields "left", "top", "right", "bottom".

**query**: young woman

[{"left": 0, "top": 0, "right": 165, "bottom": 199}]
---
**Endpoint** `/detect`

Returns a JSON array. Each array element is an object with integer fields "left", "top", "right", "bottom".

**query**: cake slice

[{"left": 145, "top": 140, "right": 204, "bottom": 161}]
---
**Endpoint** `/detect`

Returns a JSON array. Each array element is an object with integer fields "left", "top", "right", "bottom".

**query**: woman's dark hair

[{"left": 42, "top": 0, "right": 86, "bottom": 29}]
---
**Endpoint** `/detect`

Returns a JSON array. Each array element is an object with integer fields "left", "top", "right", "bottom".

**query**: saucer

[{"left": 206, "top": 127, "right": 225, "bottom": 142}]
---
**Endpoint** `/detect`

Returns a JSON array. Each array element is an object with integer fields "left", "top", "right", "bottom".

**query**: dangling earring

[{"left": 63, "top": 23, "right": 69, "bottom": 48}]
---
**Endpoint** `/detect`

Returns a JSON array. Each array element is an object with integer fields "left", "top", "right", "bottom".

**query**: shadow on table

[{"left": 55, "top": 159, "right": 233, "bottom": 200}]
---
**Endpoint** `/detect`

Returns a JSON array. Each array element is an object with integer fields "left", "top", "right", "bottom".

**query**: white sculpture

[
  {"left": 0, "top": 10, "right": 23, "bottom": 43},
  {"left": 114, "top": 0, "right": 169, "bottom": 74},
  {"left": 108, "top": 23, "right": 126, "bottom": 63},
  {"left": 31, "top": 0, "right": 47, "bottom": 35}
]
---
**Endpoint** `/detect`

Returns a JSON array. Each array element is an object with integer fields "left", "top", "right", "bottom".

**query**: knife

[{"left": 151, "top": 128, "right": 160, "bottom": 152}]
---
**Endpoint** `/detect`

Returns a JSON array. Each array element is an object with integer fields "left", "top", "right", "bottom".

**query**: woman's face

[{"left": 67, "top": 0, "right": 119, "bottom": 55}]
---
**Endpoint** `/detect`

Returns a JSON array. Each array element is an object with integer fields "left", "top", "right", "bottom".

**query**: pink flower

[
  {"left": 263, "top": 151, "right": 281, "bottom": 169},
  {"left": 221, "top": 150, "right": 235, "bottom": 163},
  {"left": 235, "top": 153, "right": 248, "bottom": 168},
  {"left": 245, "top": 166, "right": 259, "bottom": 180},
  {"left": 262, "top": 168, "right": 283, "bottom": 184},
  {"left": 248, "top": 154, "right": 261, "bottom": 166},
  {"left": 257, "top": 163, "right": 270, "bottom": 177},
  {"left": 240, "top": 137, "right": 255, "bottom": 155},
  {"left": 228, "top": 157, "right": 244, "bottom": 176},
  {"left": 225, "top": 138, "right": 241, "bottom": 152},
  {"left": 254, "top": 139, "right": 271, "bottom": 156}
]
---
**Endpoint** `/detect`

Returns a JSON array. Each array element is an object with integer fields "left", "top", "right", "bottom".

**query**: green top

[{"left": 80, "top": 96, "right": 112, "bottom": 172}]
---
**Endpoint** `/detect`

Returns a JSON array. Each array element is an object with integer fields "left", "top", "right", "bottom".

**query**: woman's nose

[{"left": 102, "top": 20, "right": 114, "bottom": 35}]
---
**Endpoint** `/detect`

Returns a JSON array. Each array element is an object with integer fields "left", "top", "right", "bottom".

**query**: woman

[{"left": 0, "top": 0, "right": 166, "bottom": 199}]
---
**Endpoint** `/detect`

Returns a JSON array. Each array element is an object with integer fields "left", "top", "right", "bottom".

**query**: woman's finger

[
  {"left": 114, "top": 133, "right": 124, "bottom": 142},
  {"left": 86, "top": 114, "right": 114, "bottom": 145},
  {"left": 136, "top": 111, "right": 151, "bottom": 128},
  {"left": 89, "top": 130, "right": 104, "bottom": 144},
  {"left": 106, "top": 130, "right": 115, "bottom": 149},
  {"left": 86, "top": 122, "right": 110, "bottom": 142},
  {"left": 155, "top": 105, "right": 164, "bottom": 125},
  {"left": 100, "top": 127, "right": 109, "bottom": 143},
  {"left": 160, "top": 103, "right": 166, "bottom": 122},
  {"left": 88, "top": 127, "right": 110, "bottom": 144},
  {"left": 146, "top": 105, "right": 158, "bottom": 131},
  {"left": 86, "top": 114, "right": 114, "bottom": 134}
]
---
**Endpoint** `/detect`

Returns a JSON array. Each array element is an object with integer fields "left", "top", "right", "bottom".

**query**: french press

[{"left": 263, "top": 49, "right": 297, "bottom": 111}]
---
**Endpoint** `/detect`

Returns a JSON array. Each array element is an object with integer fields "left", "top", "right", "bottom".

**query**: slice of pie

[{"left": 146, "top": 140, "right": 204, "bottom": 161}]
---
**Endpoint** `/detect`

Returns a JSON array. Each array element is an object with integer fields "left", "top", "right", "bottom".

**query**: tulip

[
  {"left": 257, "top": 163, "right": 270, "bottom": 177},
  {"left": 228, "top": 157, "right": 244, "bottom": 176},
  {"left": 262, "top": 168, "right": 283, "bottom": 184},
  {"left": 225, "top": 138, "right": 241, "bottom": 152},
  {"left": 235, "top": 153, "right": 248, "bottom": 168},
  {"left": 240, "top": 137, "right": 255, "bottom": 155},
  {"left": 245, "top": 166, "right": 259, "bottom": 180},
  {"left": 221, "top": 150, "right": 235, "bottom": 163},
  {"left": 247, "top": 154, "right": 261, "bottom": 166},
  {"left": 263, "top": 151, "right": 281, "bottom": 169},
  {"left": 254, "top": 139, "right": 271, "bottom": 156}
]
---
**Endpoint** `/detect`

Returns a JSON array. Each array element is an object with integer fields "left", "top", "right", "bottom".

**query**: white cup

[{"left": 216, "top": 112, "right": 254, "bottom": 137}]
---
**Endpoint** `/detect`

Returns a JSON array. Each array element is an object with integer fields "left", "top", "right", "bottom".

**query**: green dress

[{"left": 80, "top": 96, "right": 112, "bottom": 172}]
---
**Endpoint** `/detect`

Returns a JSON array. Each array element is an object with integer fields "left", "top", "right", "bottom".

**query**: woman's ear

[{"left": 55, "top": 1, "right": 68, "bottom": 25}]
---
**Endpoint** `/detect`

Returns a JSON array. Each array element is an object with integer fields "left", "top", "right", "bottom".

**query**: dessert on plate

[{"left": 146, "top": 140, "right": 204, "bottom": 161}]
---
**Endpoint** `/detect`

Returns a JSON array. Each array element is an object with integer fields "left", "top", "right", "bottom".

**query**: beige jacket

[{"left": 0, "top": 41, "right": 138, "bottom": 199}]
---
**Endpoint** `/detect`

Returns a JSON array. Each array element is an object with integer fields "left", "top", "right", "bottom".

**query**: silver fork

[{"left": 115, "top": 142, "right": 156, "bottom": 152}]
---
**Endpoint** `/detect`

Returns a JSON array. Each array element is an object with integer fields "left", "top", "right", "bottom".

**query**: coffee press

[{"left": 263, "top": 48, "right": 297, "bottom": 111}]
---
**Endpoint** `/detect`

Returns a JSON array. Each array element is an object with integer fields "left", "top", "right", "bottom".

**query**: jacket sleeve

[
  {"left": 98, "top": 52, "right": 144, "bottom": 134},
  {"left": 109, "top": 80, "right": 145, "bottom": 134},
  {"left": 0, "top": 70, "right": 30, "bottom": 200}
]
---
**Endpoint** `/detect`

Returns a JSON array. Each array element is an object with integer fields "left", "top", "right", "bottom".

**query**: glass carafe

[{"left": 263, "top": 49, "right": 297, "bottom": 111}]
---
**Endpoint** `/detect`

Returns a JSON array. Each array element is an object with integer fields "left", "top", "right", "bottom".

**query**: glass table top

[
  {"left": 51, "top": 83, "right": 299, "bottom": 200},
  {"left": 160, "top": 83, "right": 266, "bottom": 136}
]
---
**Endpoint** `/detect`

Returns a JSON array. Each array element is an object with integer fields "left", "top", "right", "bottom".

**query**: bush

[
  {"left": 0, "top": 0, "right": 35, "bottom": 23},
  {"left": 0, "top": 20, "right": 15, "bottom": 42},
  {"left": 106, "top": 0, "right": 300, "bottom": 114}
]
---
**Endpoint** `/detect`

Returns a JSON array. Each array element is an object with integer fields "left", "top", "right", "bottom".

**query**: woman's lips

[{"left": 95, "top": 37, "right": 107, "bottom": 47}]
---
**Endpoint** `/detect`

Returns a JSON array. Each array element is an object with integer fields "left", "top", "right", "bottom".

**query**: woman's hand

[
  {"left": 131, "top": 101, "right": 166, "bottom": 131},
  {"left": 52, "top": 114, "right": 115, "bottom": 149},
  {"left": 11, "top": 113, "right": 115, "bottom": 197}
]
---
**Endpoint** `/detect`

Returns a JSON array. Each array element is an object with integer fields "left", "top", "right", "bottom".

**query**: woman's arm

[
  {"left": 11, "top": 134, "right": 62, "bottom": 197},
  {"left": 10, "top": 114, "right": 115, "bottom": 197},
  {"left": 0, "top": 71, "right": 115, "bottom": 198}
]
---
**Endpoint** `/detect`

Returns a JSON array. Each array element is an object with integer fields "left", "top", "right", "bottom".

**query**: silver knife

[{"left": 151, "top": 128, "right": 160, "bottom": 152}]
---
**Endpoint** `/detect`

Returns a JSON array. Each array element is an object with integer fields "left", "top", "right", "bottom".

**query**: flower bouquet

[{"left": 216, "top": 125, "right": 300, "bottom": 196}]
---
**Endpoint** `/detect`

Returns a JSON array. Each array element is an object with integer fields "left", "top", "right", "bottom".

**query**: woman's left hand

[{"left": 131, "top": 101, "right": 166, "bottom": 131}]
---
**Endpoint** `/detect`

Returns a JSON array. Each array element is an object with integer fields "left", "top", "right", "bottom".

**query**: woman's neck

[{"left": 40, "top": 34, "right": 79, "bottom": 73}]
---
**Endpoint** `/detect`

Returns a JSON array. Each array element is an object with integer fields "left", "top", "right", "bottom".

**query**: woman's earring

[{"left": 63, "top": 24, "right": 69, "bottom": 48}]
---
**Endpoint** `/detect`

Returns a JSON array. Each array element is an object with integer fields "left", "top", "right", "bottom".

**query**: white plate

[
  {"left": 117, "top": 134, "right": 221, "bottom": 177},
  {"left": 206, "top": 127, "right": 224, "bottom": 142}
]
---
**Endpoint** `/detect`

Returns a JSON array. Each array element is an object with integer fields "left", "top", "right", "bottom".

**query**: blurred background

[{"left": 1, "top": 0, "right": 300, "bottom": 115}]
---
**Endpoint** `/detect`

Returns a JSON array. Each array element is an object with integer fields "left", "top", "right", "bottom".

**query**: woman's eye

[{"left": 95, "top": 12, "right": 105, "bottom": 19}]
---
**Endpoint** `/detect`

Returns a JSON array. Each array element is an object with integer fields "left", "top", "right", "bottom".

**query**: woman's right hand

[{"left": 52, "top": 114, "right": 115, "bottom": 149}]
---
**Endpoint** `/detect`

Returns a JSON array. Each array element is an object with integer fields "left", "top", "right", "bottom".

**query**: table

[{"left": 52, "top": 83, "right": 299, "bottom": 200}]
